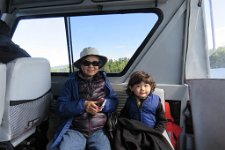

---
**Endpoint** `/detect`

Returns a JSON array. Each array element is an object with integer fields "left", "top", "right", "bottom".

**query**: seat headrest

[{"left": 6, "top": 57, "right": 51, "bottom": 101}]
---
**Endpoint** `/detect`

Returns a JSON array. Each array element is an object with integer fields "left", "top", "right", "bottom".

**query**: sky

[
  {"left": 12, "top": 14, "right": 157, "bottom": 67},
  {"left": 205, "top": 0, "right": 225, "bottom": 49},
  {"left": 12, "top": 0, "right": 225, "bottom": 67}
]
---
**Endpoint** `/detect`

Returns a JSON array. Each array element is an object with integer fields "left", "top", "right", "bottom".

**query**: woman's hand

[{"left": 85, "top": 99, "right": 104, "bottom": 115}]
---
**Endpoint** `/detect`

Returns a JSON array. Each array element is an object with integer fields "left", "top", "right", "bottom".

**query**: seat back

[
  {"left": 0, "top": 57, "right": 51, "bottom": 146},
  {"left": 188, "top": 79, "right": 225, "bottom": 150},
  {"left": 154, "top": 88, "right": 174, "bottom": 149},
  {"left": 0, "top": 63, "right": 6, "bottom": 125},
  {"left": 153, "top": 88, "right": 165, "bottom": 111}
]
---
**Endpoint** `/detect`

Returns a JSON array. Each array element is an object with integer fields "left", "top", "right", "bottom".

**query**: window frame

[{"left": 12, "top": 8, "right": 163, "bottom": 76}]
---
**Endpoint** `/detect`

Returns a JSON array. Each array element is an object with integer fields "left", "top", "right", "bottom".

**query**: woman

[{"left": 50, "top": 47, "right": 118, "bottom": 150}]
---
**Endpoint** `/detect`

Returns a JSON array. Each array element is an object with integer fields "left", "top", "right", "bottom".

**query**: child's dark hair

[{"left": 126, "top": 71, "right": 156, "bottom": 96}]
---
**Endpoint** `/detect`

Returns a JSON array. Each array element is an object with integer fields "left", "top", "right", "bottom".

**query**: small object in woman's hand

[{"left": 97, "top": 98, "right": 106, "bottom": 107}]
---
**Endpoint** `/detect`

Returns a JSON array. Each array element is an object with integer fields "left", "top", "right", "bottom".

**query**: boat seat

[
  {"left": 0, "top": 63, "right": 6, "bottom": 125},
  {"left": 188, "top": 79, "right": 225, "bottom": 150},
  {"left": 153, "top": 88, "right": 174, "bottom": 149},
  {"left": 0, "top": 57, "right": 51, "bottom": 147},
  {"left": 47, "top": 84, "right": 174, "bottom": 150}
]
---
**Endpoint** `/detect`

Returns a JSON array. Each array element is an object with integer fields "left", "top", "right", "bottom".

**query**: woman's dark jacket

[{"left": 50, "top": 71, "right": 118, "bottom": 149}]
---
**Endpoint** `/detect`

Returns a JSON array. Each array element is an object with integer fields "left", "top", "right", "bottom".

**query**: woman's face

[{"left": 80, "top": 55, "right": 100, "bottom": 78}]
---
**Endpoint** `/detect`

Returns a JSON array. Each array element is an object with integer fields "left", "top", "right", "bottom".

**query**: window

[
  {"left": 70, "top": 13, "right": 158, "bottom": 73},
  {"left": 12, "top": 12, "right": 158, "bottom": 73},
  {"left": 12, "top": 17, "right": 68, "bottom": 72},
  {"left": 204, "top": 0, "right": 225, "bottom": 78}
]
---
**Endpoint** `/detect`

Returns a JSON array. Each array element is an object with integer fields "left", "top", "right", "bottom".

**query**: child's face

[{"left": 130, "top": 81, "right": 151, "bottom": 99}]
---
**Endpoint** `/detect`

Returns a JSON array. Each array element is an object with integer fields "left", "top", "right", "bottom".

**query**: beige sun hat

[{"left": 73, "top": 47, "right": 108, "bottom": 69}]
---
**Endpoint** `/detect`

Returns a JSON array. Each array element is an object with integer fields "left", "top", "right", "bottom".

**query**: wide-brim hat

[{"left": 73, "top": 47, "right": 108, "bottom": 69}]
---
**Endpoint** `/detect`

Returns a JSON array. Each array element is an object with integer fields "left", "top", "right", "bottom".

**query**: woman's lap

[{"left": 59, "top": 129, "right": 111, "bottom": 150}]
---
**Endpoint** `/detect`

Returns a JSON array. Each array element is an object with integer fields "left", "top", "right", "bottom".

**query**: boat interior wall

[
  {"left": 7, "top": 0, "right": 184, "bottom": 23},
  {"left": 157, "top": 84, "right": 189, "bottom": 101},
  {"left": 0, "top": 1, "right": 6, "bottom": 13},
  {"left": 126, "top": 1, "right": 186, "bottom": 85},
  {"left": 188, "top": 79, "right": 225, "bottom": 150},
  {"left": 0, "top": 63, "right": 6, "bottom": 125},
  {"left": 10, "top": 0, "right": 168, "bottom": 8},
  {"left": 0, "top": 57, "right": 51, "bottom": 146},
  {"left": 51, "top": 76, "right": 69, "bottom": 98},
  {"left": 0, "top": 13, "right": 17, "bottom": 34},
  {"left": 6, "top": 0, "right": 168, "bottom": 15},
  {"left": 185, "top": 0, "right": 209, "bottom": 79}
]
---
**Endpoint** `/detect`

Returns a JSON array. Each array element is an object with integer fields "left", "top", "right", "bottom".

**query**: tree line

[
  {"left": 210, "top": 46, "right": 225, "bottom": 68},
  {"left": 103, "top": 57, "right": 129, "bottom": 73},
  {"left": 51, "top": 57, "right": 130, "bottom": 73},
  {"left": 52, "top": 46, "right": 225, "bottom": 73}
]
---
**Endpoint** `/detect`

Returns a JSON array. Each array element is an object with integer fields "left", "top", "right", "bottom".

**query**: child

[
  {"left": 120, "top": 71, "right": 167, "bottom": 132},
  {"left": 113, "top": 71, "right": 172, "bottom": 150}
]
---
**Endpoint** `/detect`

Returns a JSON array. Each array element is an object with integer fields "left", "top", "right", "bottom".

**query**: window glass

[
  {"left": 12, "top": 17, "right": 68, "bottom": 72},
  {"left": 70, "top": 13, "right": 158, "bottom": 73},
  {"left": 12, "top": 12, "right": 158, "bottom": 73},
  {"left": 205, "top": 0, "right": 225, "bottom": 78}
]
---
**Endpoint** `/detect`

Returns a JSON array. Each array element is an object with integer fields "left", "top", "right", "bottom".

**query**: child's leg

[
  {"left": 59, "top": 129, "right": 86, "bottom": 150},
  {"left": 87, "top": 129, "right": 111, "bottom": 150}
]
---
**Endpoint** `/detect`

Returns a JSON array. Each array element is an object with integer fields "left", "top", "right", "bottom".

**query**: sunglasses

[{"left": 82, "top": 60, "right": 100, "bottom": 66}]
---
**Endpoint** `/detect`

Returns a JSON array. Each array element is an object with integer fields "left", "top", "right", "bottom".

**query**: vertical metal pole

[
  {"left": 209, "top": 0, "right": 216, "bottom": 50},
  {"left": 65, "top": 17, "right": 74, "bottom": 73}
]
